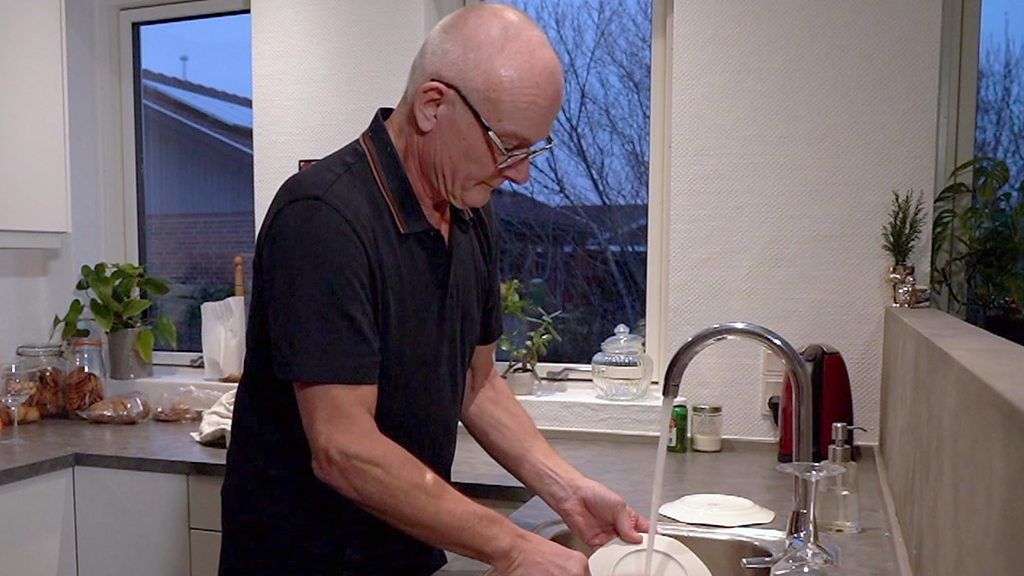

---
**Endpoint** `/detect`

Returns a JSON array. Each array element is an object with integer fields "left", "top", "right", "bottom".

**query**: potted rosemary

[
  {"left": 881, "top": 188, "right": 926, "bottom": 306},
  {"left": 498, "top": 279, "right": 562, "bottom": 395},
  {"left": 52, "top": 262, "right": 178, "bottom": 379}
]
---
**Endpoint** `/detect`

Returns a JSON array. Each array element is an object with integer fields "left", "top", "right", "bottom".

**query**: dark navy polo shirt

[{"left": 220, "top": 109, "right": 503, "bottom": 576}]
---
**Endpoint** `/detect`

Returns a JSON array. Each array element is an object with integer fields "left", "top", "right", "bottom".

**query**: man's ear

[{"left": 413, "top": 81, "right": 445, "bottom": 134}]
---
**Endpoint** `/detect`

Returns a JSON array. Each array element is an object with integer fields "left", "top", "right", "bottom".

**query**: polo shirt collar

[{"left": 359, "top": 108, "right": 436, "bottom": 235}]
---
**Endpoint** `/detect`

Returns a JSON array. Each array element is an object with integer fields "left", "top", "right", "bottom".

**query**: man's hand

[
  {"left": 555, "top": 477, "right": 651, "bottom": 549},
  {"left": 491, "top": 531, "right": 590, "bottom": 576}
]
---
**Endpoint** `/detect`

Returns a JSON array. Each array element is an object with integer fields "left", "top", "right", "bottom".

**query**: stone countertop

[
  {"left": 0, "top": 419, "right": 225, "bottom": 485},
  {"left": 0, "top": 421, "right": 900, "bottom": 575},
  {"left": 447, "top": 434, "right": 902, "bottom": 576}
]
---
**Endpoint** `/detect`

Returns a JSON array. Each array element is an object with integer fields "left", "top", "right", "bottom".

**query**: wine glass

[
  {"left": 2, "top": 363, "right": 37, "bottom": 444},
  {"left": 772, "top": 461, "right": 847, "bottom": 575}
]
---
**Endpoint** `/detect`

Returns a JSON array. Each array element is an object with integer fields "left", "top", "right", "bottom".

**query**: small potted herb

[
  {"left": 52, "top": 263, "right": 178, "bottom": 379},
  {"left": 499, "top": 279, "right": 562, "bottom": 395},
  {"left": 881, "top": 189, "right": 926, "bottom": 305}
]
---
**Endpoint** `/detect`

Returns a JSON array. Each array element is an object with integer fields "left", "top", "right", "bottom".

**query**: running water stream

[{"left": 644, "top": 395, "right": 675, "bottom": 575}]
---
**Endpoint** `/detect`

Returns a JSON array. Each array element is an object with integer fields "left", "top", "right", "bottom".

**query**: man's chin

[{"left": 458, "top": 185, "right": 497, "bottom": 209}]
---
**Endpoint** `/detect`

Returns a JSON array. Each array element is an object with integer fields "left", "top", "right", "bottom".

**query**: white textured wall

[
  {"left": 251, "top": 0, "right": 459, "bottom": 227},
  {"left": 0, "top": 252, "right": 54, "bottom": 358},
  {"left": 667, "top": 1, "right": 943, "bottom": 442}
]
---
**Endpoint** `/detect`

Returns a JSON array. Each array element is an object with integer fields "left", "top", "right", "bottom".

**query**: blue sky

[
  {"left": 140, "top": 13, "right": 252, "bottom": 98},
  {"left": 982, "top": 0, "right": 1024, "bottom": 44}
]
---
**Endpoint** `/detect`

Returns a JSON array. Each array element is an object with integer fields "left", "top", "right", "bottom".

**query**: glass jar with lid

[
  {"left": 16, "top": 342, "right": 66, "bottom": 418},
  {"left": 691, "top": 404, "right": 723, "bottom": 452},
  {"left": 591, "top": 324, "right": 653, "bottom": 401},
  {"left": 64, "top": 339, "right": 106, "bottom": 415}
]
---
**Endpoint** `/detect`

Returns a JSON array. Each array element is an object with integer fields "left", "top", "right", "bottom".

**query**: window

[
  {"left": 120, "top": 1, "right": 253, "bottom": 358},
  {"left": 974, "top": 0, "right": 1024, "bottom": 183},
  {"left": 484, "top": 0, "right": 667, "bottom": 369}
]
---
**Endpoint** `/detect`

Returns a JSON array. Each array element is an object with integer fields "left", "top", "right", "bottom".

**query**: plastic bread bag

[
  {"left": 79, "top": 393, "right": 151, "bottom": 424},
  {"left": 153, "top": 385, "right": 223, "bottom": 422}
]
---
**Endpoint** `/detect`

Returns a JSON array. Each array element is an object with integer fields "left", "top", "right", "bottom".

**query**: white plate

[
  {"left": 588, "top": 534, "right": 712, "bottom": 576},
  {"left": 659, "top": 493, "right": 775, "bottom": 527}
]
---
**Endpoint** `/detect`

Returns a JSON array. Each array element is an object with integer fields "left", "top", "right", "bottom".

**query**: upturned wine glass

[
  {"left": 772, "top": 461, "right": 847, "bottom": 575},
  {"left": 1, "top": 362, "right": 37, "bottom": 444}
]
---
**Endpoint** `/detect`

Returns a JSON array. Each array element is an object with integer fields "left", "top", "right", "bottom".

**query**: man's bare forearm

[
  {"left": 295, "top": 382, "right": 538, "bottom": 568},
  {"left": 461, "top": 363, "right": 585, "bottom": 509}
]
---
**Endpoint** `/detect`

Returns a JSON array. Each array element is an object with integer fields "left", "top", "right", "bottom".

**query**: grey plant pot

[
  {"left": 108, "top": 328, "right": 153, "bottom": 380},
  {"left": 506, "top": 370, "right": 537, "bottom": 395}
]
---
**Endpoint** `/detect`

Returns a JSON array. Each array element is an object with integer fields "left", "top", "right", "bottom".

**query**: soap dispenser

[{"left": 817, "top": 422, "right": 861, "bottom": 533}]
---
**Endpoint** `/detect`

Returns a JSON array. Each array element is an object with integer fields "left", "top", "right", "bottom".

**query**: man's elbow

[{"left": 308, "top": 438, "right": 365, "bottom": 501}]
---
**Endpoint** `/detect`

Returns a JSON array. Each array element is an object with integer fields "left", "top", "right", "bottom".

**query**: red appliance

[{"left": 775, "top": 344, "right": 855, "bottom": 463}]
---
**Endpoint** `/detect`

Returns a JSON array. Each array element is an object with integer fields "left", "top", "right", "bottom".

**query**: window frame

[
  {"left": 932, "top": 0, "right": 983, "bottom": 313},
  {"left": 468, "top": 0, "right": 672, "bottom": 383},
  {"left": 937, "top": 0, "right": 982, "bottom": 188},
  {"left": 118, "top": 0, "right": 251, "bottom": 366}
]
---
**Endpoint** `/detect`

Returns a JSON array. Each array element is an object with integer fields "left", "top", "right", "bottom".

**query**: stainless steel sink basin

[{"left": 538, "top": 521, "right": 787, "bottom": 576}]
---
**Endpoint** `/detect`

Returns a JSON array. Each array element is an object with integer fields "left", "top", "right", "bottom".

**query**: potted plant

[
  {"left": 52, "top": 262, "right": 178, "bottom": 379},
  {"left": 499, "top": 279, "right": 562, "bottom": 395},
  {"left": 931, "top": 157, "right": 1024, "bottom": 344},
  {"left": 881, "top": 188, "right": 926, "bottom": 306}
]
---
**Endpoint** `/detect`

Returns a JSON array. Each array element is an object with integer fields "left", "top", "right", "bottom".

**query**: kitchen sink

[{"left": 538, "top": 521, "right": 787, "bottom": 576}]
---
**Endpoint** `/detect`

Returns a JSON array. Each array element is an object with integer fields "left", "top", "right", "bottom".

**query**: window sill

[
  {"left": 105, "top": 365, "right": 234, "bottom": 399},
  {"left": 105, "top": 367, "right": 663, "bottom": 437},
  {"left": 514, "top": 381, "right": 663, "bottom": 436}
]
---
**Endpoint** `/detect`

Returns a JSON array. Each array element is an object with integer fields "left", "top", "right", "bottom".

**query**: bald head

[{"left": 402, "top": 4, "right": 564, "bottom": 114}]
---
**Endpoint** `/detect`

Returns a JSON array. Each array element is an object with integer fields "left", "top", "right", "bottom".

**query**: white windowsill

[{"left": 105, "top": 366, "right": 664, "bottom": 436}]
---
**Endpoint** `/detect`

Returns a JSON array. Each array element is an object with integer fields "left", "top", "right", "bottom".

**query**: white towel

[{"left": 190, "top": 389, "right": 236, "bottom": 447}]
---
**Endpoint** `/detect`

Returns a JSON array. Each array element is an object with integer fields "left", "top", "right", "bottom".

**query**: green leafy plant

[
  {"left": 51, "top": 262, "right": 178, "bottom": 362},
  {"left": 881, "top": 189, "right": 926, "bottom": 266},
  {"left": 931, "top": 157, "right": 1024, "bottom": 321},
  {"left": 499, "top": 279, "right": 562, "bottom": 375}
]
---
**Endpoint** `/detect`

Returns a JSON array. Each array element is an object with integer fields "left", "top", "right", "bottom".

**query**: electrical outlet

[
  {"left": 761, "top": 349, "right": 785, "bottom": 416},
  {"left": 762, "top": 375, "right": 785, "bottom": 416}
]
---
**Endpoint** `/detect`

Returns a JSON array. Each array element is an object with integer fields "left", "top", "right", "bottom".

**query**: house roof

[
  {"left": 140, "top": 69, "right": 252, "bottom": 152},
  {"left": 491, "top": 187, "right": 648, "bottom": 246}
]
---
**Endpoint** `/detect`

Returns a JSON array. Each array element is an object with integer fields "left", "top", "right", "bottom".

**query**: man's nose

[{"left": 501, "top": 157, "right": 532, "bottom": 185}]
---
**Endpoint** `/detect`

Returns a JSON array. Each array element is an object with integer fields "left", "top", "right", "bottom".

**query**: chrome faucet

[{"left": 661, "top": 322, "right": 815, "bottom": 567}]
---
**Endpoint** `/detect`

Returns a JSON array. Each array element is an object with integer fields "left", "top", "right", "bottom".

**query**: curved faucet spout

[{"left": 660, "top": 322, "right": 814, "bottom": 548}]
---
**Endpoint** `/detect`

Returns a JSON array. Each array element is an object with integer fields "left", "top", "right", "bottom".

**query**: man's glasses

[{"left": 431, "top": 78, "right": 554, "bottom": 170}]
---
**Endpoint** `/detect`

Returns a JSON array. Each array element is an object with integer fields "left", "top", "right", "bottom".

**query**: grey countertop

[
  {"left": 0, "top": 419, "right": 225, "bottom": 485},
  {"left": 447, "top": 432, "right": 900, "bottom": 575},
  {"left": 0, "top": 421, "right": 900, "bottom": 575}
]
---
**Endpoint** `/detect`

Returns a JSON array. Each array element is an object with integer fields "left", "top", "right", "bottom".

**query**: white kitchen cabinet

[
  {"left": 188, "top": 474, "right": 223, "bottom": 531},
  {"left": 188, "top": 474, "right": 224, "bottom": 574},
  {"left": 0, "top": 0, "right": 70, "bottom": 248},
  {"left": 74, "top": 466, "right": 190, "bottom": 576},
  {"left": 0, "top": 469, "right": 76, "bottom": 576},
  {"left": 189, "top": 529, "right": 222, "bottom": 576}
]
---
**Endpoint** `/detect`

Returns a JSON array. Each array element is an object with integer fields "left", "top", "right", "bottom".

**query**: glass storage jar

[
  {"left": 691, "top": 404, "right": 723, "bottom": 452},
  {"left": 591, "top": 324, "right": 653, "bottom": 401},
  {"left": 16, "top": 342, "right": 66, "bottom": 418},
  {"left": 64, "top": 338, "right": 106, "bottom": 415}
]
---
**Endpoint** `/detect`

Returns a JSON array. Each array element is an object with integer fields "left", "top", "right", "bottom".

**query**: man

[{"left": 220, "top": 4, "right": 648, "bottom": 575}]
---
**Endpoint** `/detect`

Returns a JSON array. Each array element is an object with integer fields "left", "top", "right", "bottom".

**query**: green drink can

[{"left": 667, "top": 398, "right": 687, "bottom": 453}]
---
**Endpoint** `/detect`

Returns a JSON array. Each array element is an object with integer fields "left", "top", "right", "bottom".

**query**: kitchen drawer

[
  {"left": 189, "top": 529, "right": 221, "bottom": 576},
  {"left": 188, "top": 475, "right": 223, "bottom": 531}
]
